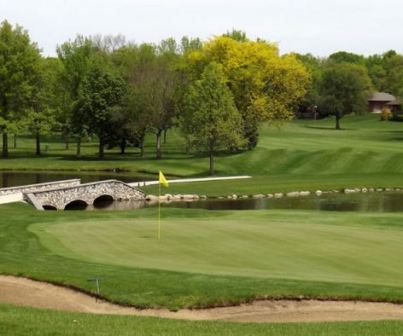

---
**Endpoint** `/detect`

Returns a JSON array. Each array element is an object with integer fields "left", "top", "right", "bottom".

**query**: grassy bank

[
  {"left": 2, "top": 202, "right": 403, "bottom": 310},
  {"left": 1, "top": 114, "right": 403, "bottom": 177},
  {"left": 1, "top": 114, "right": 403, "bottom": 195},
  {"left": 2, "top": 304, "right": 403, "bottom": 336}
]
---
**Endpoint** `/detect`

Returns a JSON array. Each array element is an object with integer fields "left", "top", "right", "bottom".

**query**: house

[{"left": 368, "top": 92, "right": 401, "bottom": 113}]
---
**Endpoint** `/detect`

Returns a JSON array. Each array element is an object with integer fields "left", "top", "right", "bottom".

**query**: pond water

[
  {"left": 2, "top": 171, "right": 403, "bottom": 213},
  {"left": 87, "top": 192, "right": 403, "bottom": 213},
  {"left": 0, "top": 171, "right": 152, "bottom": 188}
]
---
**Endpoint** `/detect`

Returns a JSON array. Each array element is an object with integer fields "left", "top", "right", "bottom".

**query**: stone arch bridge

[{"left": 25, "top": 180, "right": 145, "bottom": 210}]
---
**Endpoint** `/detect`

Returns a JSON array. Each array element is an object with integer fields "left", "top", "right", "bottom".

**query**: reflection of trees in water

[{"left": 0, "top": 172, "right": 153, "bottom": 188}]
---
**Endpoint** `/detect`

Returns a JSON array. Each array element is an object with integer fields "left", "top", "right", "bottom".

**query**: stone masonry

[
  {"left": 0, "top": 179, "right": 81, "bottom": 196},
  {"left": 27, "top": 180, "right": 145, "bottom": 210}
]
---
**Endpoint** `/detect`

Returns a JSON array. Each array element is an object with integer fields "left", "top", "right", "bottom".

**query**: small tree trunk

[
  {"left": 13, "top": 134, "right": 17, "bottom": 149},
  {"left": 335, "top": 113, "right": 341, "bottom": 130},
  {"left": 2, "top": 131, "right": 8, "bottom": 158},
  {"left": 140, "top": 140, "right": 144, "bottom": 157},
  {"left": 209, "top": 152, "right": 214, "bottom": 176},
  {"left": 99, "top": 134, "right": 104, "bottom": 159},
  {"left": 120, "top": 138, "right": 126, "bottom": 155},
  {"left": 156, "top": 130, "right": 162, "bottom": 160},
  {"left": 163, "top": 129, "right": 168, "bottom": 144},
  {"left": 35, "top": 133, "right": 41, "bottom": 156},
  {"left": 64, "top": 133, "right": 69, "bottom": 150},
  {"left": 76, "top": 136, "right": 81, "bottom": 158}
]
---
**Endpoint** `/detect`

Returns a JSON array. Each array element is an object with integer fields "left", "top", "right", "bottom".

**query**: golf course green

[{"left": 32, "top": 210, "right": 403, "bottom": 286}]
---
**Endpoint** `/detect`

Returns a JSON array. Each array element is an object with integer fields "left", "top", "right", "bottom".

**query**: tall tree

[
  {"left": 57, "top": 36, "right": 95, "bottom": 157},
  {"left": 182, "top": 62, "right": 244, "bottom": 175},
  {"left": 320, "top": 63, "right": 373, "bottom": 129},
  {"left": 24, "top": 57, "right": 61, "bottom": 155},
  {"left": 76, "top": 57, "right": 126, "bottom": 159},
  {"left": 186, "top": 35, "right": 309, "bottom": 149},
  {"left": 0, "top": 20, "right": 41, "bottom": 158},
  {"left": 120, "top": 43, "right": 179, "bottom": 159}
]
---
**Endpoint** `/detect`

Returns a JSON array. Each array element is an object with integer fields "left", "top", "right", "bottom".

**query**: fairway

[{"left": 32, "top": 210, "right": 403, "bottom": 287}]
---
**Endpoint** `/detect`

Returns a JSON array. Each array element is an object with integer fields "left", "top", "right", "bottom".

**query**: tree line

[
  {"left": 0, "top": 21, "right": 310, "bottom": 174},
  {"left": 2, "top": 20, "right": 402, "bottom": 173},
  {"left": 295, "top": 51, "right": 403, "bottom": 129}
]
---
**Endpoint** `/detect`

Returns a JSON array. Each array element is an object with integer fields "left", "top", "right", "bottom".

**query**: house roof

[
  {"left": 368, "top": 92, "right": 396, "bottom": 102},
  {"left": 386, "top": 98, "right": 401, "bottom": 106}
]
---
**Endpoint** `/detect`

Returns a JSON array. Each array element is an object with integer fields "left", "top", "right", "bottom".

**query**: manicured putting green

[{"left": 32, "top": 210, "right": 403, "bottom": 287}]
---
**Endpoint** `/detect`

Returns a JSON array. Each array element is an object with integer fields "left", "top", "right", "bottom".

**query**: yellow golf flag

[{"left": 159, "top": 171, "right": 169, "bottom": 187}]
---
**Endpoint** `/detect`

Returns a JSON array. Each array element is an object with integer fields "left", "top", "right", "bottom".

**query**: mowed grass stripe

[{"left": 32, "top": 210, "right": 403, "bottom": 287}]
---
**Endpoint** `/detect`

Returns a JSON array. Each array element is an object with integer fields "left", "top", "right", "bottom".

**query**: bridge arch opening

[
  {"left": 93, "top": 195, "right": 114, "bottom": 209},
  {"left": 65, "top": 200, "right": 88, "bottom": 210},
  {"left": 43, "top": 205, "right": 57, "bottom": 211}
]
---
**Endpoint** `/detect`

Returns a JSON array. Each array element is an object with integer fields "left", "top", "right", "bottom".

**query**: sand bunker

[{"left": 1, "top": 275, "right": 403, "bottom": 323}]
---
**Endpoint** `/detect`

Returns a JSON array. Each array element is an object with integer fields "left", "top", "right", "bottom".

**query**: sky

[{"left": 1, "top": 0, "right": 403, "bottom": 57}]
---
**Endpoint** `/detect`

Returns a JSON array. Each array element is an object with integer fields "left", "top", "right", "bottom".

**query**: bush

[{"left": 380, "top": 107, "right": 392, "bottom": 121}]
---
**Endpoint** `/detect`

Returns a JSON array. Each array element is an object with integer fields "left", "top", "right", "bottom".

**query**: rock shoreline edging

[{"left": 146, "top": 186, "right": 403, "bottom": 202}]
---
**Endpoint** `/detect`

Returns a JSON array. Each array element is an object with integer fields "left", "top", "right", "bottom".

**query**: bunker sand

[{"left": 1, "top": 275, "right": 403, "bottom": 323}]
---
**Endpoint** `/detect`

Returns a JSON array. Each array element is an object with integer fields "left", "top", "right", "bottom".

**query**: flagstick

[{"left": 158, "top": 182, "right": 161, "bottom": 240}]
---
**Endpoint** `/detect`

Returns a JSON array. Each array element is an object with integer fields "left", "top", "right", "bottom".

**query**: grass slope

[
  {"left": 1, "top": 114, "right": 403, "bottom": 195},
  {"left": 3, "top": 304, "right": 403, "bottom": 336},
  {"left": 0, "top": 114, "right": 402, "bottom": 177}
]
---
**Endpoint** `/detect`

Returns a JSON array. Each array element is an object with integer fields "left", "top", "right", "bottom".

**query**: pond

[
  {"left": 0, "top": 171, "right": 153, "bottom": 188},
  {"left": 86, "top": 191, "right": 403, "bottom": 213},
  {"left": 2, "top": 172, "right": 403, "bottom": 213}
]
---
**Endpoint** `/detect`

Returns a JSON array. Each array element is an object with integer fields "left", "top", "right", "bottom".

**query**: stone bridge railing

[
  {"left": 25, "top": 180, "right": 145, "bottom": 210},
  {"left": 0, "top": 179, "right": 81, "bottom": 196}
]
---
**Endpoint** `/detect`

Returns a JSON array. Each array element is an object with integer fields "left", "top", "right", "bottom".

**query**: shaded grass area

[
  {"left": 3, "top": 203, "right": 403, "bottom": 310},
  {"left": 2, "top": 304, "right": 403, "bottom": 336}
]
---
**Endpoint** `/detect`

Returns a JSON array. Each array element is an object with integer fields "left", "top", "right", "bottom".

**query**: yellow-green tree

[{"left": 186, "top": 35, "right": 310, "bottom": 149}]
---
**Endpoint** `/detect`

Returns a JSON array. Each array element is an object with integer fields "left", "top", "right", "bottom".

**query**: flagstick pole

[{"left": 158, "top": 182, "right": 161, "bottom": 240}]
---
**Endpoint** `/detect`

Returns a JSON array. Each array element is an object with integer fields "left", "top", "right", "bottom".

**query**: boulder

[
  {"left": 315, "top": 190, "right": 322, "bottom": 196},
  {"left": 146, "top": 194, "right": 158, "bottom": 201},
  {"left": 267, "top": 194, "right": 274, "bottom": 198},
  {"left": 286, "top": 191, "right": 300, "bottom": 197},
  {"left": 274, "top": 193, "right": 284, "bottom": 198},
  {"left": 253, "top": 194, "right": 265, "bottom": 199},
  {"left": 300, "top": 191, "right": 311, "bottom": 196}
]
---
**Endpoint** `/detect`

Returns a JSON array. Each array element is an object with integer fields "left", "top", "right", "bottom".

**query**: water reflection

[
  {"left": 0, "top": 171, "right": 152, "bottom": 187},
  {"left": 81, "top": 192, "right": 403, "bottom": 213}
]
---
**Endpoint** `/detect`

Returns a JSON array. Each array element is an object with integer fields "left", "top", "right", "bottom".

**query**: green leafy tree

[
  {"left": 182, "top": 62, "right": 244, "bottom": 175},
  {"left": 329, "top": 51, "right": 365, "bottom": 65},
  {"left": 119, "top": 43, "right": 179, "bottom": 159},
  {"left": 320, "top": 63, "right": 373, "bottom": 129},
  {"left": 24, "top": 57, "right": 60, "bottom": 155},
  {"left": 76, "top": 57, "right": 126, "bottom": 159},
  {"left": 186, "top": 35, "right": 309, "bottom": 149},
  {"left": 57, "top": 36, "right": 95, "bottom": 157},
  {"left": 0, "top": 20, "right": 41, "bottom": 158}
]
